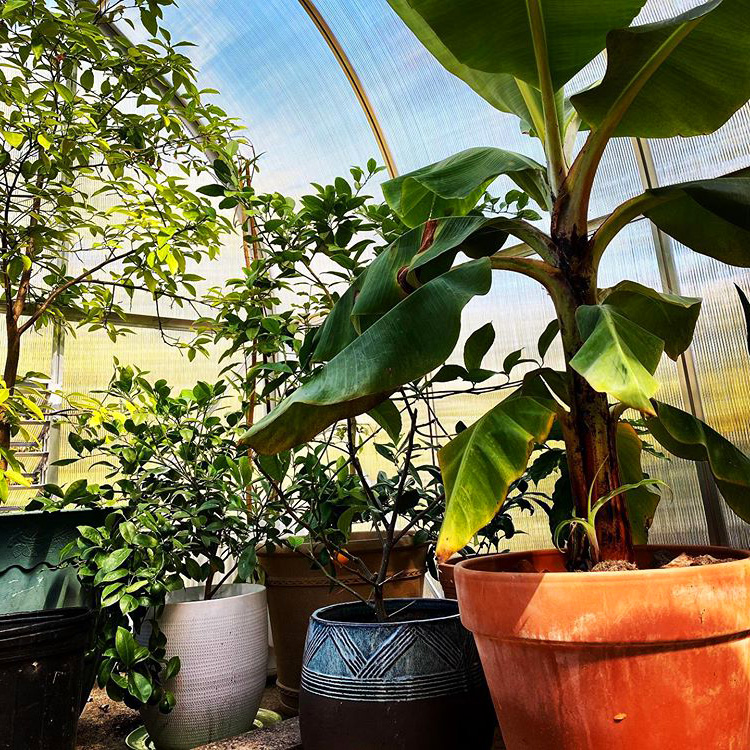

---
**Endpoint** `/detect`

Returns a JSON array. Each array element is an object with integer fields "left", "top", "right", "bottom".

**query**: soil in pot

[
  {"left": 0, "top": 607, "right": 94, "bottom": 750},
  {"left": 258, "top": 531, "right": 428, "bottom": 714},
  {"left": 139, "top": 583, "right": 268, "bottom": 750},
  {"left": 455, "top": 545, "right": 750, "bottom": 750},
  {"left": 298, "top": 597, "right": 496, "bottom": 750}
]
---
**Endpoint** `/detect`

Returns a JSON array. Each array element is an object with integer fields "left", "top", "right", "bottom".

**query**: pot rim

[
  {"left": 455, "top": 544, "right": 750, "bottom": 583},
  {"left": 257, "top": 529, "right": 427, "bottom": 557},
  {"left": 310, "top": 597, "right": 459, "bottom": 628},
  {"left": 164, "top": 582, "right": 265, "bottom": 607}
]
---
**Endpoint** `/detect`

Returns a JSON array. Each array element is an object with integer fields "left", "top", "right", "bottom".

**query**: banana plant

[{"left": 244, "top": 0, "right": 750, "bottom": 567}]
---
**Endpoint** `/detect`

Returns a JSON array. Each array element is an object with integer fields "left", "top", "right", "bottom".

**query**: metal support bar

[
  {"left": 297, "top": 0, "right": 398, "bottom": 178},
  {"left": 630, "top": 137, "right": 730, "bottom": 546}
]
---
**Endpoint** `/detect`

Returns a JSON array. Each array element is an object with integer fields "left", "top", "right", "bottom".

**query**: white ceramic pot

[{"left": 140, "top": 583, "right": 268, "bottom": 750}]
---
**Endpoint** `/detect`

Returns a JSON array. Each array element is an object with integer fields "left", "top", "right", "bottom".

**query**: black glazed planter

[{"left": 298, "top": 598, "right": 495, "bottom": 750}]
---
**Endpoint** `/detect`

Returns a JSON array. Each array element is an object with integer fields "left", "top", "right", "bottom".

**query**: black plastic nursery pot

[
  {"left": 298, "top": 598, "right": 496, "bottom": 750},
  {"left": 0, "top": 607, "right": 94, "bottom": 750}
]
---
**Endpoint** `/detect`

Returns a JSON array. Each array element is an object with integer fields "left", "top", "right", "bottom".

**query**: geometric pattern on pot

[{"left": 301, "top": 599, "right": 485, "bottom": 702}]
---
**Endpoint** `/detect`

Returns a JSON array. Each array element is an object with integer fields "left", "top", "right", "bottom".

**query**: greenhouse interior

[{"left": 2, "top": 1, "right": 750, "bottom": 749}]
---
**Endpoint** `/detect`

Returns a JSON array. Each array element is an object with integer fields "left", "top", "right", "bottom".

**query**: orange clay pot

[{"left": 455, "top": 545, "right": 750, "bottom": 750}]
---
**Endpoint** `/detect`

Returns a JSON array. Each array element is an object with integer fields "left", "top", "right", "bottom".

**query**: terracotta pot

[
  {"left": 299, "top": 598, "right": 495, "bottom": 750},
  {"left": 455, "top": 545, "right": 750, "bottom": 750},
  {"left": 258, "top": 532, "right": 428, "bottom": 714}
]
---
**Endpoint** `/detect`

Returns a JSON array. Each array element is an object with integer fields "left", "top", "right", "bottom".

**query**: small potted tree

[
  {"left": 244, "top": 1, "right": 750, "bottom": 747},
  {"left": 33, "top": 368, "right": 268, "bottom": 749}
]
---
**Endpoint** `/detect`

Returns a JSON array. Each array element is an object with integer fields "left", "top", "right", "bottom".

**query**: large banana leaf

[
  {"left": 436, "top": 395, "right": 556, "bottom": 560},
  {"left": 617, "top": 422, "right": 661, "bottom": 544},
  {"left": 388, "top": 0, "right": 645, "bottom": 92},
  {"left": 310, "top": 277, "right": 363, "bottom": 363},
  {"left": 646, "top": 401, "right": 750, "bottom": 523},
  {"left": 601, "top": 281, "right": 701, "bottom": 360},
  {"left": 382, "top": 147, "right": 550, "bottom": 228},
  {"left": 571, "top": 0, "right": 750, "bottom": 138},
  {"left": 570, "top": 305, "right": 663, "bottom": 414},
  {"left": 243, "top": 259, "right": 492, "bottom": 455},
  {"left": 643, "top": 175, "right": 750, "bottom": 267},
  {"left": 351, "top": 215, "right": 508, "bottom": 333}
]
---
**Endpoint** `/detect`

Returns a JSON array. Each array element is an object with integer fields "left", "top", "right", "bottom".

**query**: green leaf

[
  {"left": 570, "top": 305, "right": 663, "bottom": 414},
  {"left": 601, "top": 280, "right": 701, "bottom": 360},
  {"left": 382, "top": 147, "right": 550, "bottom": 228},
  {"left": 463, "top": 323, "right": 495, "bottom": 372},
  {"left": 436, "top": 395, "right": 556, "bottom": 559},
  {"left": 1, "top": 0, "right": 29, "bottom": 17},
  {"left": 645, "top": 401, "right": 750, "bottom": 523},
  {"left": 101, "top": 548, "right": 132, "bottom": 572},
  {"left": 387, "top": 0, "right": 646, "bottom": 91},
  {"left": 165, "top": 656, "right": 181, "bottom": 680},
  {"left": 243, "top": 259, "right": 492, "bottom": 454},
  {"left": 642, "top": 174, "right": 750, "bottom": 268},
  {"left": 115, "top": 626, "right": 136, "bottom": 667},
  {"left": 311, "top": 278, "right": 362, "bottom": 362},
  {"left": 368, "top": 399, "right": 402, "bottom": 443},
  {"left": 617, "top": 422, "right": 660, "bottom": 545},
  {"left": 352, "top": 215, "right": 506, "bottom": 333},
  {"left": 571, "top": 0, "right": 750, "bottom": 138},
  {"left": 537, "top": 319, "right": 560, "bottom": 359},
  {"left": 128, "top": 671, "right": 153, "bottom": 703}
]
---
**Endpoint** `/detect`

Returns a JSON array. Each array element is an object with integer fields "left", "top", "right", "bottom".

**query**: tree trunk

[
  {"left": 0, "top": 318, "right": 21, "bottom": 458},
  {"left": 555, "top": 261, "right": 635, "bottom": 565}
]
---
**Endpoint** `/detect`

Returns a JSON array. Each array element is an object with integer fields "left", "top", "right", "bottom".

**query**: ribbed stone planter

[
  {"left": 140, "top": 583, "right": 268, "bottom": 750},
  {"left": 298, "top": 598, "right": 495, "bottom": 750}
]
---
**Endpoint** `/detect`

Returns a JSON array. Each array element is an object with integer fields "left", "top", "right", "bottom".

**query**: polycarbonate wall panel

[{"left": 158, "top": 0, "right": 382, "bottom": 197}]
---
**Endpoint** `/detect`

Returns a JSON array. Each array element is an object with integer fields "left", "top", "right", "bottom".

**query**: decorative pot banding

[
  {"left": 455, "top": 546, "right": 750, "bottom": 750},
  {"left": 298, "top": 598, "right": 495, "bottom": 750},
  {"left": 258, "top": 531, "right": 428, "bottom": 714},
  {"left": 139, "top": 583, "right": 268, "bottom": 750}
]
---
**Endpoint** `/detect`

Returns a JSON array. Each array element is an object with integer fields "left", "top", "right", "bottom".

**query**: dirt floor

[
  {"left": 77, "top": 683, "right": 504, "bottom": 749},
  {"left": 76, "top": 683, "right": 286, "bottom": 750}
]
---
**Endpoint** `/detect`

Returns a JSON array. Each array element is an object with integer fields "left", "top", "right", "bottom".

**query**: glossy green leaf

[
  {"left": 368, "top": 399, "right": 403, "bottom": 443},
  {"left": 388, "top": 0, "right": 646, "bottom": 92},
  {"left": 646, "top": 401, "right": 750, "bottom": 523},
  {"left": 128, "top": 671, "right": 153, "bottom": 703},
  {"left": 571, "top": 0, "right": 750, "bottom": 138},
  {"left": 617, "top": 422, "right": 660, "bottom": 544},
  {"left": 643, "top": 175, "right": 750, "bottom": 268},
  {"left": 351, "top": 215, "right": 505, "bottom": 332},
  {"left": 115, "top": 626, "right": 136, "bottom": 667},
  {"left": 464, "top": 323, "right": 495, "bottom": 371},
  {"left": 601, "top": 280, "right": 701, "bottom": 360},
  {"left": 436, "top": 395, "right": 556, "bottom": 559},
  {"left": 243, "top": 259, "right": 492, "bottom": 454},
  {"left": 311, "top": 277, "right": 363, "bottom": 362},
  {"left": 382, "top": 147, "right": 550, "bottom": 228},
  {"left": 570, "top": 305, "right": 663, "bottom": 414}
]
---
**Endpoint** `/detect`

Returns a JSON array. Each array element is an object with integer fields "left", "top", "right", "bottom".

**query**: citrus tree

[
  {"left": 244, "top": 0, "right": 750, "bottom": 567},
  {"left": 0, "top": 0, "right": 242, "bottom": 456}
]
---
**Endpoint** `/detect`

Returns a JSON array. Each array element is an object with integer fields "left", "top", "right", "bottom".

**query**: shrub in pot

[
  {"left": 33, "top": 369, "right": 268, "bottom": 749},
  {"left": 243, "top": 1, "right": 750, "bottom": 746}
]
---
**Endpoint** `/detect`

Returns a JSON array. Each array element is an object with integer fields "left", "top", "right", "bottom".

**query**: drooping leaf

[
  {"left": 382, "top": 147, "right": 550, "bottom": 228},
  {"left": 351, "top": 215, "right": 506, "bottom": 332},
  {"left": 368, "top": 399, "right": 402, "bottom": 443},
  {"left": 243, "top": 259, "right": 492, "bottom": 454},
  {"left": 570, "top": 305, "right": 663, "bottom": 414},
  {"left": 311, "top": 277, "right": 363, "bottom": 362},
  {"left": 464, "top": 323, "right": 495, "bottom": 371},
  {"left": 735, "top": 284, "right": 750, "bottom": 357},
  {"left": 387, "top": 0, "right": 646, "bottom": 92},
  {"left": 571, "top": 0, "right": 750, "bottom": 138},
  {"left": 617, "top": 422, "right": 660, "bottom": 544},
  {"left": 537, "top": 319, "right": 560, "bottom": 360},
  {"left": 436, "top": 395, "right": 556, "bottom": 560},
  {"left": 645, "top": 401, "right": 750, "bottom": 523},
  {"left": 601, "top": 280, "right": 701, "bottom": 360},
  {"left": 642, "top": 174, "right": 750, "bottom": 268}
]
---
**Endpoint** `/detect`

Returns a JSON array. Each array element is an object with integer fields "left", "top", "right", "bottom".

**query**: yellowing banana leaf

[
  {"left": 570, "top": 305, "right": 663, "bottom": 414},
  {"left": 436, "top": 395, "right": 556, "bottom": 560},
  {"left": 601, "top": 280, "right": 701, "bottom": 360},
  {"left": 243, "top": 259, "right": 491, "bottom": 455}
]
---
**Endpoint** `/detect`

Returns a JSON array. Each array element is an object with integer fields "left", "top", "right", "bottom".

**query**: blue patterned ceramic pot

[{"left": 299, "top": 598, "right": 496, "bottom": 750}]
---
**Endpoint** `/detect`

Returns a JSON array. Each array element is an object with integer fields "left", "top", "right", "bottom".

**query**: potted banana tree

[{"left": 243, "top": 1, "right": 750, "bottom": 748}]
